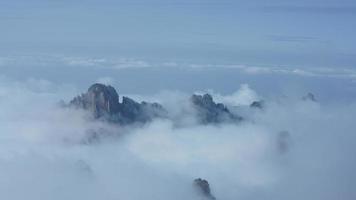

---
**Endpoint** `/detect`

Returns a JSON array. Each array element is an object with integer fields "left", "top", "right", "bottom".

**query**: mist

[{"left": 0, "top": 76, "right": 355, "bottom": 200}]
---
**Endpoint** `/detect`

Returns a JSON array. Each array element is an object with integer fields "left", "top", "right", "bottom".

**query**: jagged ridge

[
  {"left": 69, "top": 83, "right": 241, "bottom": 125},
  {"left": 69, "top": 83, "right": 167, "bottom": 124}
]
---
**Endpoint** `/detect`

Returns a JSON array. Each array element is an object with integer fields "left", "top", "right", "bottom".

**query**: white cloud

[
  {"left": 0, "top": 78, "right": 355, "bottom": 199},
  {"left": 95, "top": 77, "right": 115, "bottom": 85},
  {"left": 206, "top": 84, "right": 260, "bottom": 106},
  {"left": 1, "top": 55, "right": 356, "bottom": 80},
  {"left": 63, "top": 57, "right": 108, "bottom": 67}
]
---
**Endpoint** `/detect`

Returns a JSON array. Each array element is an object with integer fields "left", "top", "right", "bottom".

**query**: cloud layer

[
  {"left": 1, "top": 55, "right": 356, "bottom": 80},
  {"left": 0, "top": 77, "right": 355, "bottom": 200}
]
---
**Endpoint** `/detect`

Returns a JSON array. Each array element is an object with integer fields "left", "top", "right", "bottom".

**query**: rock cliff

[{"left": 69, "top": 83, "right": 241, "bottom": 125}]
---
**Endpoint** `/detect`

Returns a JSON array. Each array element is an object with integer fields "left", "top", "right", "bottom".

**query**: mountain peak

[
  {"left": 70, "top": 83, "right": 120, "bottom": 118},
  {"left": 191, "top": 93, "right": 242, "bottom": 124},
  {"left": 68, "top": 84, "right": 241, "bottom": 125},
  {"left": 69, "top": 83, "right": 166, "bottom": 124}
]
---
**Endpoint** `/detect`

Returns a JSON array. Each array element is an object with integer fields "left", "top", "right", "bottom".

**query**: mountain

[
  {"left": 193, "top": 178, "right": 216, "bottom": 200},
  {"left": 69, "top": 83, "right": 167, "bottom": 124},
  {"left": 68, "top": 83, "right": 241, "bottom": 125},
  {"left": 191, "top": 94, "right": 242, "bottom": 124},
  {"left": 250, "top": 100, "right": 264, "bottom": 109},
  {"left": 70, "top": 83, "right": 120, "bottom": 118}
]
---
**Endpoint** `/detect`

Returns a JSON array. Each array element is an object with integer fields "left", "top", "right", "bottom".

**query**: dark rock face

[
  {"left": 69, "top": 83, "right": 241, "bottom": 125},
  {"left": 193, "top": 178, "right": 216, "bottom": 200},
  {"left": 69, "top": 83, "right": 166, "bottom": 124},
  {"left": 191, "top": 94, "right": 242, "bottom": 124},
  {"left": 250, "top": 100, "right": 264, "bottom": 109},
  {"left": 70, "top": 83, "right": 120, "bottom": 118},
  {"left": 119, "top": 97, "right": 167, "bottom": 124}
]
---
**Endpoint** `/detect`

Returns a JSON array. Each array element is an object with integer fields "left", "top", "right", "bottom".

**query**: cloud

[
  {"left": 0, "top": 77, "right": 355, "bottom": 199},
  {"left": 2, "top": 54, "right": 356, "bottom": 80},
  {"left": 203, "top": 84, "right": 260, "bottom": 106},
  {"left": 235, "top": 64, "right": 356, "bottom": 79},
  {"left": 95, "top": 77, "right": 115, "bottom": 85},
  {"left": 63, "top": 57, "right": 108, "bottom": 67},
  {"left": 260, "top": 5, "right": 356, "bottom": 15},
  {"left": 62, "top": 56, "right": 150, "bottom": 69},
  {"left": 267, "top": 35, "right": 319, "bottom": 43}
]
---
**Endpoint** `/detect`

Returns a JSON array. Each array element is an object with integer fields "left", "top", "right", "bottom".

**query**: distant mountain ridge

[{"left": 68, "top": 83, "right": 242, "bottom": 125}]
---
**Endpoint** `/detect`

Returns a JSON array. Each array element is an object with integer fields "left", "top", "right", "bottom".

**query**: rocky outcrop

[
  {"left": 69, "top": 83, "right": 242, "bottom": 125},
  {"left": 70, "top": 83, "right": 120, "bottom": 118},
  {"left": 250, "top": 100, "right": 264, "bottom": 109},
  {"left": 193, "top": 178, "right": 216, "bottom": 200},
  {"left": 119, "top": 97, "right": 167, "bottom": 124},
  {"left": 190, "top": 94, "right": 242, "bottom": 124},
  {"left": 69, "top": 83, "right": 166, "bottom": 124}
]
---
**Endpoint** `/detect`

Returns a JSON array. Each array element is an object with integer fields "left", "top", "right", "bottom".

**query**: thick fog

[{"left": 0, "top": 76, "right": 355, "bottom": 200}]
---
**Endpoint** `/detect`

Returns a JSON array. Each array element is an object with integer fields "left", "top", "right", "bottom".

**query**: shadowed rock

[
  {"left": 70, "top": 83, "right": 120, "bottom": 118},
  {"left": 193, "top": 178, "right": 216, "bottom": 200},
  {"left": 69, "top": 83, "right": 166, "bottom": 124},
  {"left": 250, "top": 100, "right": 264, "bottom": 109},
  {"left": 191, "top": 94, "right": 242, "bottom": 124},
  {"left": 119, "top": 97, "right": 167, "bottom": 124},
  {"left": 69, "top": 83, "right": 242, "bottom": 126}
]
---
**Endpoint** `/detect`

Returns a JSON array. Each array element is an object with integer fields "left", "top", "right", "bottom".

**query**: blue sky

[
  {"left": 1, "top": 0, "right": 356, "bottom": 66},
  {"left": 1, "top": 0, "right": 356, "bottom": 101}
]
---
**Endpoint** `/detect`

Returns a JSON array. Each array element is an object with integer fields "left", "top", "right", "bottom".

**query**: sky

[
  {"left": 1, "top": 0, "right": 356, "bottom": 66},
  {"left": 1, "top": 1, "right": 356, "bottom": 199},
  {"left": 0, "top": 0, "right": 356, "bottom": 100}
]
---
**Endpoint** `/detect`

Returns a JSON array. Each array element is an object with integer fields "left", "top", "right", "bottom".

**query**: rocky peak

[
  {"left": 191, "top": 93, "right": 242, "bottom": 124},
  {"left": 88, "top": 83, "right": 119, "bottom": 103},
  {"left": 120, "top": 96, "right": 144, "bottom": 123},
  {"left": 69, "top": 84, "right": 242, "bottom": 125},
  {"left": 87, "top": 83, "right": 120, "bottom": 117},
  {"left": 193, "top": 178, "right": 216, "bottom": 200},
  {"left": 69, "top": 83, "right": 166, "bottom": 124},
  {"left": 191, "top": 94, "right": 214, "bottom": 107},
  {"left": 250, "top": 100, "right": 264, "bottom": 109},
  {"left": 70, "top": 83, "right": 120, "bottom": 118}
]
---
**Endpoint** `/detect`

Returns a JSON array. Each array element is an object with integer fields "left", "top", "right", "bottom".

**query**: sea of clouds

[{"left": 0, "top": 76, "right": 355, "bottom": 200}]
